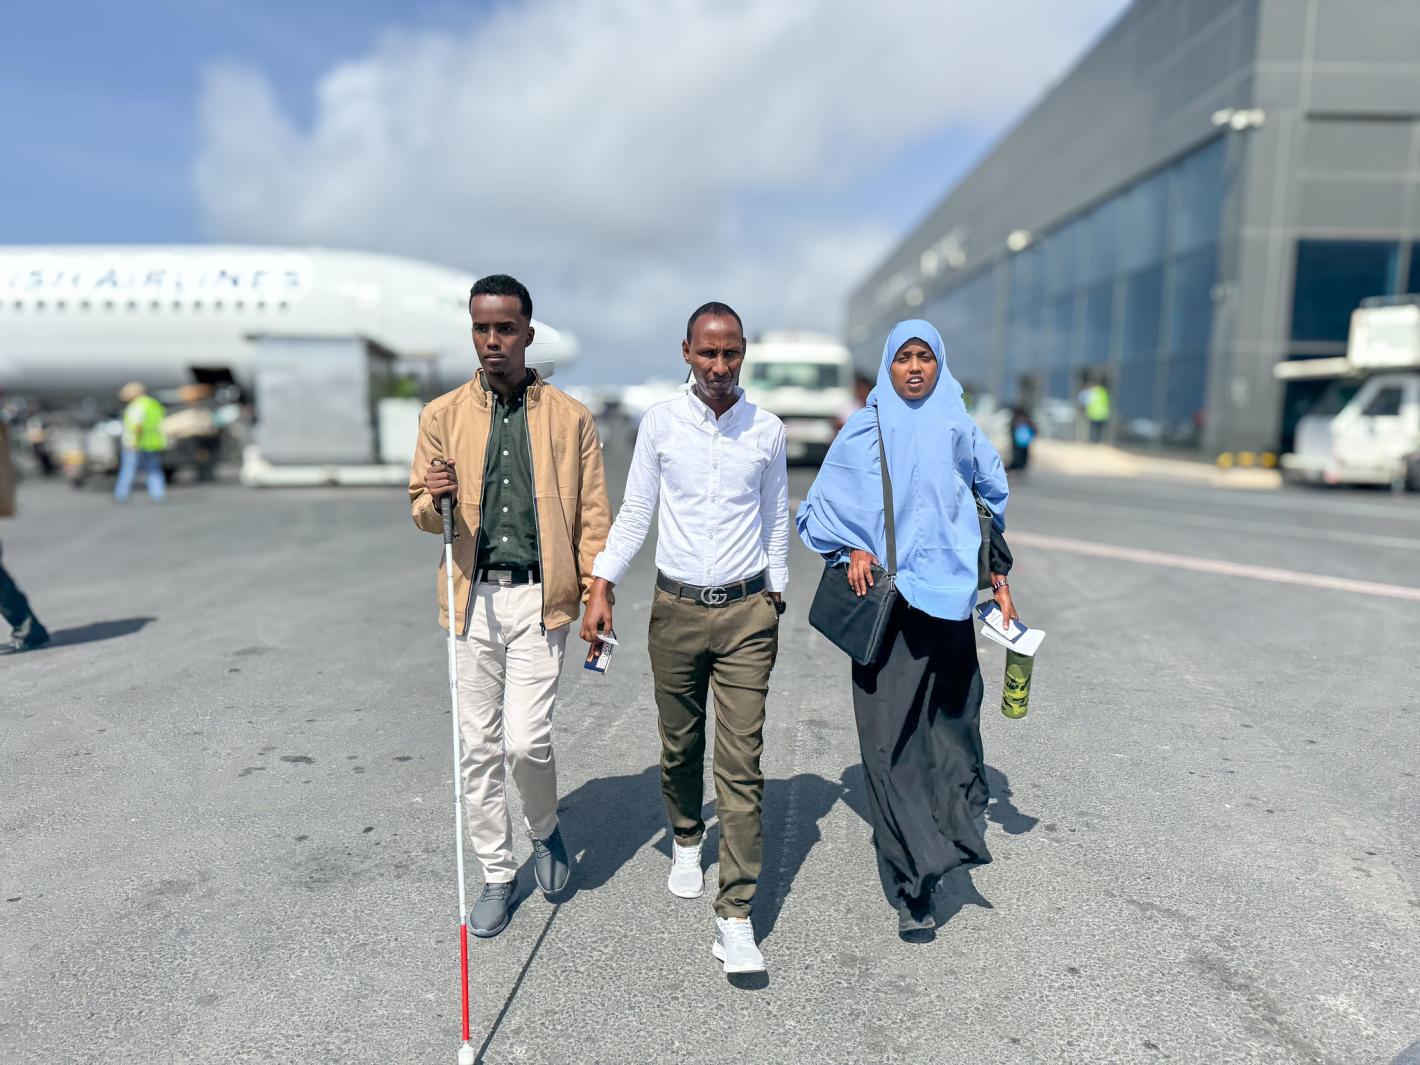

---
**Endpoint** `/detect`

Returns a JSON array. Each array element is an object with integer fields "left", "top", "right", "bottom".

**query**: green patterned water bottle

[{"left": 1001, "top": 649, "right": 1034, "bottom": 719}]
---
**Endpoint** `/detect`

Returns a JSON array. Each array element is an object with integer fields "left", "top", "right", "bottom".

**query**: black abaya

[{"left": 851, "top": 600, "right": 990, "bottom": 910}]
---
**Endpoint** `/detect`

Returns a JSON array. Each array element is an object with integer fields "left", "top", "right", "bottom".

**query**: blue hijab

[{"left": 796, "top": 319, "right": 1009, "bottom": 622}]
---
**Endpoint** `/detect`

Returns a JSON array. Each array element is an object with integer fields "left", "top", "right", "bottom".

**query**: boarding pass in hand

[
  {"left": 976, "top": 602, "right": 1046, "bottom": 656},
  {"left": 583, "top": 631, "right": 620, "bottom": 674}
]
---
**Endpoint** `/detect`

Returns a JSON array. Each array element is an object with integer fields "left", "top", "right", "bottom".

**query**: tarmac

[{"left": 3, "top": 443, "right": 1419, "bottom": 1065}]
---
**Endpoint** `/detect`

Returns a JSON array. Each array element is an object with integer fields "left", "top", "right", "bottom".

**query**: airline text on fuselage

[{"left": 2, "top": 256, "right": 312, "bottom": 299}]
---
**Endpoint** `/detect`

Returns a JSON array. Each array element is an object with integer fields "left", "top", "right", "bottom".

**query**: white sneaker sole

[
  {"left": 667, "top": 874, "right": 704, "bottom": 899},
  {"left": 712, "top": 939, "right": 766, "bottom": 975}
]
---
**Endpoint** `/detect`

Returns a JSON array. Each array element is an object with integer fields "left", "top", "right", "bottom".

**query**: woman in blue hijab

[{"left": 797, "top": 319, "right": 1019, "bottom": 935}]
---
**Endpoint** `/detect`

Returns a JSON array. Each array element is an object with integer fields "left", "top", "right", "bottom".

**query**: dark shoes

[
  {"left": 0, "top": 616, "right": 49, "bottom": 656},
  {"left": 531, "top": 826, "right": 570, "bottom": 897},
  {"left": 469, "top": 881, "right": 514, "bottom": 938},
  {"left": 470, "top": 827, "right": 569, "bottom": 939},
  {"left": 898, "top": 891, "right": 937, "bottom": 939}
]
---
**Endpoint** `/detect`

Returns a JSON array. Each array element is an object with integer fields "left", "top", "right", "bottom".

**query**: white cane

[{"left": 434, "top": 459, "right": 476, "bottom": 1065}]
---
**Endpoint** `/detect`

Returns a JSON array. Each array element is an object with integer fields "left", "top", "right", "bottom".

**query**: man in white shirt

[{"left": 581, "top": 302, "right": 788, "bottom": 976}]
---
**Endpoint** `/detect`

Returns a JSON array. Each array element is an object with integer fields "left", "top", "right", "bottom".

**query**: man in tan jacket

[
  {"left": 1, "top": 418, "right": 51, "bottom": 656},
  {"left": 409, "top": 274, "right": 611, "bottom": 937}
]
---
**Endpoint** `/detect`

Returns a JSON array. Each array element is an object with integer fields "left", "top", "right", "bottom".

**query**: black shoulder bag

[{"left": 807, "top": 417, "right": 900, "bottom": 666}]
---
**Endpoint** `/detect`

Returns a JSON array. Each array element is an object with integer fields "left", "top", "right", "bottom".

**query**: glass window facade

[
  {"left": 882, "top": 136, "right": 1226, "bottom": 449},
  {"left": 1121, "top": 171, "right": 1169, "bottom": 272},
  {"left": 1122, "top": 266, "right": 1165, "bottom": 361},
  {"left": 922, "top": 264, "right": 1000, "bottom": 402},
  {"left": 1172, "top": 141, "right": 1224, "bottom": 256},
  {"left": 1169, "top": 248, "right": 1217, "bottom": 355},
  {"left": 986, "top": 136, "right": 1225, "bottom": 446},
  {"left": 1289, "top": 240, "right": 1401, "bottom": 342}
]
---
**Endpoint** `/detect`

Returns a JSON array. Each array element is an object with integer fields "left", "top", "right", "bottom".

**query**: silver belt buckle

[{"left": 700, "top": 584, "right": 728, "bottom": 606}]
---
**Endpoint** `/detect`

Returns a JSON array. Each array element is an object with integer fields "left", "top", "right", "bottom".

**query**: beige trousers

[{"left": 455, "top": 581, "right": 567, "bottom": 883}]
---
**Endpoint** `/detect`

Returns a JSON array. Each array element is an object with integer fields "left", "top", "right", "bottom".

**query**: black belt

[
  {"left": 478, "top": 564, "right": 540, "bottom": 586},
  {"left": 656, "top": 571, "right": 767, "bottom": 607}
]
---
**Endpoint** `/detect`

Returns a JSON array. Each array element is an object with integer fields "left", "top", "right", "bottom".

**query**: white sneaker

[
  {"left": 667, "top": 840, "right": 704, "bottom": 899},
  {"left": 712, "top": 917, "right": 766, "bottom": 974}
]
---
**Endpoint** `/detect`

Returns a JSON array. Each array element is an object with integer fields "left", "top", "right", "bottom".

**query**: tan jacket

[
  {"left": 0, "top": 423, "right": 15, "bottom": 519},
  {"left": 408, "top": 372, "right": 611, "bottom": 634}
]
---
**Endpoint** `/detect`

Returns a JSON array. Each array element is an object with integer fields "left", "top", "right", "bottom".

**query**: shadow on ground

[
  {"left": 474, "top": 758, "right": 1037, "bottom": 1054},
  {"left": 46, "top": 617, "right": 155, "bottom": 649},
  {"left": 553, "top": 760, "right": 1036, "bottom": 943}
]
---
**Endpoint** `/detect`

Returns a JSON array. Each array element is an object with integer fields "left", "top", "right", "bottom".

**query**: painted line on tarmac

[
  {"left": 1012, "top": 530, "right": 1420, "bottom": 603},
  {"left": 1020, "top": 495, "right": 1420, "bottom": 551}
]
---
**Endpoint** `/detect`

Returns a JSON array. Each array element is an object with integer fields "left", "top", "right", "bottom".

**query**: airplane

[{"left": 0, "top": 245, "right": 578, "bottom": 405}]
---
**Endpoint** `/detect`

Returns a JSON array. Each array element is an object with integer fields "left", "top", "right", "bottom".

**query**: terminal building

[{"left": 846, "top": 0, "right": 1420, "bottom": 456}]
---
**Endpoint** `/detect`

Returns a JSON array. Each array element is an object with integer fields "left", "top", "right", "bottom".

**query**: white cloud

[{"left": 194, "top": 0, "right": 1127, "bottom": 379}]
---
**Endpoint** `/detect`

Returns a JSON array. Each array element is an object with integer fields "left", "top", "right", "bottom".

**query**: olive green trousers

[{"left": 648, "top": 586, "right": 780, "bottom": 918}]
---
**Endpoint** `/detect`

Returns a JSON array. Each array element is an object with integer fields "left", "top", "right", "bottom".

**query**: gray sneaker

[
  {"left": 530, "top": 826, "right": 570, "bottom": 896},
  {"left": 469, "top": 881, "right": 513, "bottom": 938}
]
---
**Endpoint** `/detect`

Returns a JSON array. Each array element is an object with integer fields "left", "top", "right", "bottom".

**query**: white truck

[
  {"left": 742, "top": 331, "right": 855, "bottom": 464},
  {"left": 1280, "top": 298, "right": 1420, "bottom": 490}
]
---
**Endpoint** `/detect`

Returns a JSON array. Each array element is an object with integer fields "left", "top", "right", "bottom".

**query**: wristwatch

[{"left": 991, "top": 576, "right": 1009, "bottom": 592}]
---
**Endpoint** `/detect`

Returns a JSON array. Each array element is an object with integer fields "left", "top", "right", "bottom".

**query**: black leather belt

[
  {"left": 478, "top": 564, "right": 540, "bottom": 586},
  {"left": 656, "top": 571, "right": 767, "bottom": 607}
]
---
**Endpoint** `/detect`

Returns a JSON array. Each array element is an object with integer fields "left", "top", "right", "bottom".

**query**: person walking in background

[
  {"left": 1008, "top": 406, "right": 1036, "bottom": 472},
  {"left": 0, "top": 418, "right": 51, "bottom": 656},
  {"left": 410, "top": 274, "right": 612, "bottom": 938},
  {"left": 114, "top": 382, "right": 167, "bottom": 502},
  {"left": 580, "top": 301, "right": 788, "bottom": 976},
  {"left": 1083, "top": 380, "right": 1110, "bottom": 444},
  {"left": 835, "top": 373, "right": 874, "bottom": 434},
  {"left": 797, "top": 319, "right": 1019, "bottom": 936}
]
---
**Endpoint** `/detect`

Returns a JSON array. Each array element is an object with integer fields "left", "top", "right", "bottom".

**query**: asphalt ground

[{"left": 3, "top": 443, "right": 1419, "bottom": 1065}]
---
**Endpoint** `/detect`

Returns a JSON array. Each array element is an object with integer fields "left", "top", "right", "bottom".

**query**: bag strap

[
  {"left": 875, "top": 411, "right": 897, "bottom": 575},
  {"left": 969, "top": 455, "right": 992, "bottom": 523}
]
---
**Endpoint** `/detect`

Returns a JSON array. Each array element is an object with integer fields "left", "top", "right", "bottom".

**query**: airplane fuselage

[{"left": 0, "top": 245, "right": 576, "bottom": 404}]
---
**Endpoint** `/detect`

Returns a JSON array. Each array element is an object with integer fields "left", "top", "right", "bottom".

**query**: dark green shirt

[{"left": 476, "top": 373, "right": 540, "bottom": 570}]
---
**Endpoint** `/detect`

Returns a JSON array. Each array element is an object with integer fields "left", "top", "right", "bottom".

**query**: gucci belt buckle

[{"left": 699, "top": 584, "right": 729, "bottom": 606}]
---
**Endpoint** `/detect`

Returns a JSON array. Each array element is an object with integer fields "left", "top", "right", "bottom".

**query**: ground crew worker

[
  {"left": 114, "top": 382, "right": 167, "bottom": 502},
  {"left": 1085, "top": 381, "right": 1111, "bottom": 444}
]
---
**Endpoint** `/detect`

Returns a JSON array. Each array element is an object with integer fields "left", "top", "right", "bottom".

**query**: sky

[{"left": 2, "top": 0, "right": 1131, "bottom": 383}]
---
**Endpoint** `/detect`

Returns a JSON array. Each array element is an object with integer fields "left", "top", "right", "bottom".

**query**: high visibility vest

[
  {"left": 123, "top": 396, "right": 168, "bottom": 452},
  {"left": 1085, "top": 385, "right": 1111, "bottom": 422}
]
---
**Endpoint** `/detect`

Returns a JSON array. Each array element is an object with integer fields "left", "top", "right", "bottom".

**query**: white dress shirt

[{"left": 592, "top": 388, "right": 790, "bottom": 592}]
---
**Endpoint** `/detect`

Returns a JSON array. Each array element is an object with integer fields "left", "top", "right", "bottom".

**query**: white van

[
  {"left": 1284, "top": 372, "right": 1420, "bottom": 489},
  {"left": 742, "top": 331, "right": 855, "bottom": 464},
  {"left": 1280, "top": 299, "right": 1420, "bottom": 489}
]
